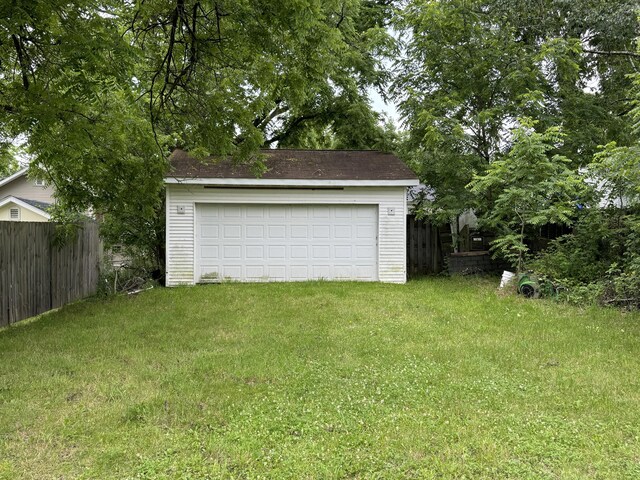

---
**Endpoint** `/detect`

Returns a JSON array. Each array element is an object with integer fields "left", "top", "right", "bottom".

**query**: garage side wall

[{"left": 165, "top": 185, "right": 407, "bottom": 285}]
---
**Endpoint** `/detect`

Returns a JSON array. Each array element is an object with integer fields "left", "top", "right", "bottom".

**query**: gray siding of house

[{"left": 0, "top": 175, "right": 55, "bottom": 203}]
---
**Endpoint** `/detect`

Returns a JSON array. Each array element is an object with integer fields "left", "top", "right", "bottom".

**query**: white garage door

[{"left": 196, "top": 204, "right": 378, "bottom": 282}]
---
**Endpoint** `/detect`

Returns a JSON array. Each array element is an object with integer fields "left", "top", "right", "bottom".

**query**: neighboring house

[
  {"left": 165, "top": 149, "right": 419, "bottom": 285},
  {"left": 0, "top": 168, "right": 55, "bottom": 222},
  {"left": 0, "top": 197, "right": 52, "bottom": 222}
]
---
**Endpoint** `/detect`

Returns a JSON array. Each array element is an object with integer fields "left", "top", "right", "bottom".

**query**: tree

[
  {"left": 125, "top": 0, "right": 396, "bottom": 154},
  {"left": 394, "top": 0, "right": 639, "bottom": 229},
  {"left": 0, "top": 143, "right": 20, "bottom": 178},
  {"left": 0, "top": 0, "right": 395, "bottom": 274},
  {"left": 469, "top": 119, "right": 585, "bottom": 271}
]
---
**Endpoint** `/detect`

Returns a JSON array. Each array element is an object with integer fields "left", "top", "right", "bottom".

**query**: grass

[{"left": 0, "top": 277, "right": 639, "bottom": 479}]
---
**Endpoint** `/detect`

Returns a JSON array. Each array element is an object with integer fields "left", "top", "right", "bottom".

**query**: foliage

[
  {"left": 0, "top": 143, "right": 20, "bottom": 178},
  {"left": 126, "top": 0, "right": 396, "bottom": 154},
  {"left": 588, "top": 142, "right": 640, "bottom": 208},
  {"left": 1, "top": 279, "right": 640, "bottom": 478},
  {"left": 0, "top": 1, "right": 395, "bottom": 273},
  {"left": 530, "top": 211, "right": 614, "bottom": 284},
  {"left": 395, "top": 0, "right": 534, "bottom": 223},
  {"left": 530, "top": 73, "right": 640, "bottom": 308},
  {"left": 394, "top": 0, "right": 639, "bottom": 224},
  {"left": 97, "top": 259, "right": 158, "bottom": 296},
  {"left": 469, "top": 120, "right": 585, "bottom": 270},
  {"left": 531, "top": 205, "right": 640, "bottom": 309},
  {"left": 533, "top": 228, "right": 640, "bottom": 309}
]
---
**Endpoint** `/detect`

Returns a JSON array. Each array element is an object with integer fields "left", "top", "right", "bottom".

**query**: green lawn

[{"left": 0, "top": 278, "right": 639, "bottom": 479}]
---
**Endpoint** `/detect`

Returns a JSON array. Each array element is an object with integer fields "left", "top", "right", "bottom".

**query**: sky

[{"left": 369, "top": 87, "right": 402, "bottom": 127}]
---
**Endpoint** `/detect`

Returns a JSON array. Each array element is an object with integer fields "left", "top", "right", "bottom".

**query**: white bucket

[{"left": 499, "top": 271, "right": 516, "bottom": 289}]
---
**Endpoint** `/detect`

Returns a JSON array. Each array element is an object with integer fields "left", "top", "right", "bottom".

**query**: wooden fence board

[
  {"left": 406, "top": 215, "right": 445, "bottom": 277},
  {"left": 0, "top": 221, "right": 100, "bottom": 326}
]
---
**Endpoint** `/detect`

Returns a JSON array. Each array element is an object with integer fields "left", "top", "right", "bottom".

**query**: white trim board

[{"left": 165, "top": 177, "right": 420, "bottom": 187}]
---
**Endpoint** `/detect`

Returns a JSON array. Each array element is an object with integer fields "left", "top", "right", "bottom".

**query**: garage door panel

[
  {"left": 245, "top": 206, "right": 264, "bottom": 217},
  {"left": 269, "top": 245, "right": 286, "bottom": 259},
  {"left": 357, "top": 269, "right": 377, "bottom": 280},
  {"left": 356, "top": 244, "right": 377, "bottom": 259},
  {"left": 224, "top": 206, "right": 241, "bottom": 218},
  {"left": 333, "top": 265, "right": 352, "bottom": 277},
  {"left": 290, "top": 265, "right": 309, "bottom": 279},
  {"left": 334, "top": 225, "right": 352, "bottom": 238},
  {"left": 222, "top": 265, "right": 242, "bottom": 278},
  {"left": 197, "top": 204, "right": 378, "bottom": 282},
  {"left": 223, "top": 225, "right": 241, "bottom": 239},
  {"left": 200, "top": 245, "right": 219, "bottom": 259},
  {"left": 312, "top": 207, "right": 330, "bottom": 218},
  {"left": 312, "top": 225, "right": 330, "bottom": 238},
  {"left": 246, "top": 265, "right": 265, "bottom": 278},
  {"left": 291, "top": 225, "right": 308, "bottom": 238},
  {"left": 246, "top": 225, "right": 264, "bottom": 239},
  {"left": 291, "top": 207, "right": 309, "bottom": 218},
  {"left": 202, "top": 206, "right": 220, "bottom": 218},
  {"left": 334, "top": 208, "right": 352, "bottom": 219},
  {"left": 223, "top": 245, "right": 241, "bottom": 259},
  {"left": 357, "top": 225, "right": 376, "bottom": 238},
  {"left": 357, "top": 208, "right": 373, "bottom": 218},
  {"left": 291, "top": 245, "right": 308, "bottom": 258},
  {"left": 201, "top": 225, "right": 219, "bottom": 238},
  {"left": 246, "top": 245, "right": 264, "bottom": 259},
  {"left": 268, "top": 265, "right": 286, "bottom": 280},
  {"left": 268, "top": 225, "right": 286, "bottom": 238},
  {"left": 312, "top": 245, "right": 330, "bottom": 259},
  {"left": 269, "top": 207, "right": 286, "bottom": 218},
  {"left": 312, "top": 265, "right": 331, "bottom": 278}
]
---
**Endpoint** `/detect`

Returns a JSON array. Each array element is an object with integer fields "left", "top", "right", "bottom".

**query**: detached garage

[{"left": 165, "top": 149, "right": 419, "bottom": 285}]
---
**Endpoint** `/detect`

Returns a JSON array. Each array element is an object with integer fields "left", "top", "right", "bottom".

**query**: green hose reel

[
  {"left": 517, "top": 273, "right": 540, "bottom": 298},
  {"left": 517, "top": 273, "right": 560, "bottom": 298}
]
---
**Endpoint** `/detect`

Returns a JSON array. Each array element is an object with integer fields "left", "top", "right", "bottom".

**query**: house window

[
  {"left": 10, "top": 208, "right": 20, "bottom": 220},
  {"left": 35, "top": 179, "right": 45, "bottom": 186}
]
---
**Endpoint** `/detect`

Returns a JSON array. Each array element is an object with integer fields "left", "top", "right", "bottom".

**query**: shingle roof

[
  {"left": 16, "top": 197, "right": 51, "bottom": 212},
  {"left": 168, "top": 149, "right": 418, "bottom": 181}
]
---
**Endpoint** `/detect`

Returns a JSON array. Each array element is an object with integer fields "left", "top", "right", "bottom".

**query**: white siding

[{"left": 166, "top": 184, "right": 408, "bottom": 285}]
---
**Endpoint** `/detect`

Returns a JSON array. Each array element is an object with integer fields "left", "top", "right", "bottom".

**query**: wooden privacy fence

[
  {"left": 0, "top": 221, "right": 100, "bottom": 327},
  {"left": 406, "top": 215, "right": 448, "bottom": 277}
]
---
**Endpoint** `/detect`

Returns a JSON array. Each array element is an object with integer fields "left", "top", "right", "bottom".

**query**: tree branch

[
  {"left": 262, "top": 112, "right": 324, "bottom": 146},
  {"left": 11, "top": 34, "right": 31, "bottom": 90}
]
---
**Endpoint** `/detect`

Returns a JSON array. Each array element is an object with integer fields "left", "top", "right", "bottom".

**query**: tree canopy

[
  {"left": 394, "top": 0, "right": 639, "bottom": 224},
  {"left": 0, "top": 0, "right": 395, "bottom": 268}
]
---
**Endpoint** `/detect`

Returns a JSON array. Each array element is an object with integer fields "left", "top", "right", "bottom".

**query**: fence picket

[
  {"left": 406, "top": 215, "right": 444, "bottom": 277},
  {"left": 0, "top": 221, "right": 100, "bottom": 326}
]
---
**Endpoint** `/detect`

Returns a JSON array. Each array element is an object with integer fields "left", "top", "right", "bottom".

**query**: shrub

[
  {"left": 531, "top": 209, "right": 640, "bottom": 308},
  {"left": 97, "top": 256, "right": 158, "bottom": 296}
]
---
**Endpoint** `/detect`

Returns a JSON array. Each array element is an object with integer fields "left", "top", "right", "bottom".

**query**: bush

[
  {"left": 97, "top": 256, "right": 158, "bottom": 296},
  {"left": 530, "top": 212, "right": 613, "bottom": 284},
  {"left": 530, "top": 209, "right": 640, "bottom": 309},
  {"left": 601, "top": 257, "right": 640, "bottom": 309}
]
